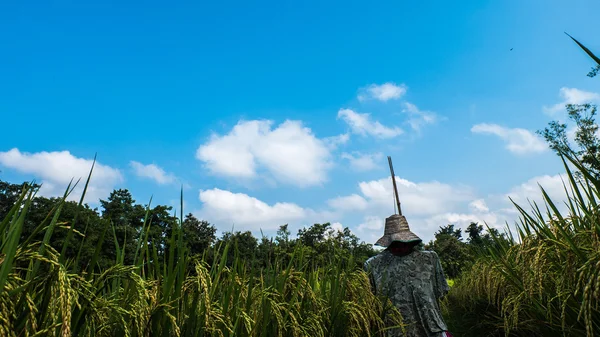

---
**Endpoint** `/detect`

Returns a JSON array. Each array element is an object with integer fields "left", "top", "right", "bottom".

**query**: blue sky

[{"left": 1, "top": 0, "right": 600, "bottom": 244}]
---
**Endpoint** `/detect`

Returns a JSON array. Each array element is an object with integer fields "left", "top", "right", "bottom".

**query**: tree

[
  {"left": 1, "top": 177, "right": 375, "bottom": 274},
  {"left": 256, "top": 236, "right": 276, "bottom": 269},
  {"left": 0, "top": 179, "right": 106, "bottom": 272},
  {"left": 297, "top": 223, "right": 330, "bottom": 248},
  {"left": 99, "top": 189, "right": 145, "bottom": 266},
  {"left": 464, "top": 222, "right": 507, "bottom": 256},
  {"left": 272, "top": 224, "right": 295, "bottom": 267},
  {"left": 539, "top": 35, "right": 600, "bottom": 177},
  {"left": 216, "top": 230, "right": 258, "bottom": 266},
  {"left": 538, "top": 104, "right": 600, "bottom": 178},
  {"left": 181, "top": 213, "right": 216, "bottom": 256},
  {"left": 296, "top": 223, "right": 376, "bottom": 268},
  {"left": 436, "top": 224, "right": 463, "bottom": 241},
  {"left": 426, "top": 225, "right": 471, "bottom": 279},
  {"left": 148, "top": 204, "right": 179, "bottom": 258},
  {"left": 465, "top": 222, "right": 484, "bottom": 247},
  {"left": 335, "top": 227, "right": 377, "bottom": 266},
  {"left": 296, "top": 223, "right": 337, "bottom": 267},
  {"left": 275, "top": 224, "right": 291, "bottom": 246},
  {"left": 0, "top": 180, "right": 41, "bottom": 219}
]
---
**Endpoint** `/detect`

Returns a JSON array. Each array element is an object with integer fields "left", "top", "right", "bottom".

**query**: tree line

[
  {"left": 425, "top": 223, "right": 506, "bottom": 279},
  {"left": 0, "top": 180, "right": 382, "bottom": 272},
  {"left": 1, "top": 178, "right": 509, "bottom": 279}
]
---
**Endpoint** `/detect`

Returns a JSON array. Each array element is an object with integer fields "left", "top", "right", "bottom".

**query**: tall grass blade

[
  {"left": 29, "top": 179, "right": 78, "bottom": 280},
  {"left": 566, "top": 32, "right": 600, "bottom": 66},
  {"left": 0, "top": 181, "right": 31, "bottom": 239},
  {"left": 60, "top": 153, "right": 96, "bottom": 264},
  {"left": 0, "top": 187, "right": 35, "bottom": 293}
]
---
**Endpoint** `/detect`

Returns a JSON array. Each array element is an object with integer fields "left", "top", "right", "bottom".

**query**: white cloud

[
  {"left": 0, "top": 148, "right": 123, "bottom": 202},
  {"left": 196, "top": 120, "right": 333, "bottom": 187},
  {"left": 327, "top": 193, "right": 369, "bottom": 211},
  {"left": 358, "top": 82, "right": 407, "bottom": 102},
  {"left": 197, "top": 188, "right": 308, "bottom": 231},
  {"left": 358, "top": 215, "right": 384, "bottom": 231},
  {"left": 130, "top": 161, "right": 176, "bottom": 185},
  {"left": 337, "top": 109, "right": 403, "bottom": 139},
  {"left": 471, "top": 123, "right": 547, "bottom": 155},
  {"left": 330, "top": 222, "right": 344, "bottom": 233},
  {"left": 326, "top": 173, "right": 571, "bottom": 243},
  {"left": 352, "top": 216, "right": 386, "bottom": 245},
  {"left": 503, "top": 174, "right": 570, "bottom": 212},
  {"left": 469, "top": 199, "right": 489, "bottom": 213},
  {"left": 472, "top": 173, "right": 574, "bottom": 237},
  {"left": 356, "top": 177, "right": 476, "bottom": 217},
  {"left": 324, "top": 133, "right": 350, "bottom": 149},
  {"left": 324, "top": 175, "right": 479, "bottom": 243},
  {"left": 194, "top": 188, "right": 341, "bottom": 238},
  {"left": 193, "top": 171, "right": 576, "bottom": 244},
  {"left": 323, "top": 221, "right": 349, "bottom": 239},
  {"left": 543, "top": 87, "right": 600, "bottom": 116},
  {"left": 341, "top": 152, "right": 383, "bottom": 171},
  {"left": 424, "top": 212, "right": 500, "bottom": 233},
  {"left": 402, "top": 102, "right": 440, "bottom": 132},
  {"left": 193, "top": 171, "right": 577, "bottom": 245}
]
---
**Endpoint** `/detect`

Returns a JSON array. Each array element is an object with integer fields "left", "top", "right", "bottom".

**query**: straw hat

[{"left": 374, "top": 214, "right": 422, "bottom": 247}]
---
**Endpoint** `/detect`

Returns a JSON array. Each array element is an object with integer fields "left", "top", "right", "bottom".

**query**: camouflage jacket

[{"left": 364, "top": 250, "right": 450, "bottom": 337}]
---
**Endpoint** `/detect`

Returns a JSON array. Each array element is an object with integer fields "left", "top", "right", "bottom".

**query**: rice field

[
  {"left": 0, "top": 173, "right": 405, "bottom": 337},
  {"left": 1, "top": 150, "right": 599, "bottom": 336},
  {"left": 442, "top": 152, "right": 600, "bottom": 337}
]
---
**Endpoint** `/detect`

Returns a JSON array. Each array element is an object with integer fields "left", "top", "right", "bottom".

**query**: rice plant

[
  {"left": 3, "top": 150, "right": 599, "bottom": 336},
  {"left": 0, "top": 163, "right": 403, "bottom": 336},
  {"left": 445, "top": 150, "right": 600, "bottom": 337}
]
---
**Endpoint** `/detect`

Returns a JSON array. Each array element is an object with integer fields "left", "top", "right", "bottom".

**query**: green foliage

[
  {"left": 0, "top": 180, "right": 40, "bottom": 218},
  {"left": 0, "top": 161, "right": 382, "bottom": 337},
  {"left": 3, "top": 31, "right": 600, "bottom": 337},
  {"left": 216, "top": 230, "right": 259, "bottom": 266},
  {"left": 565, "top": 33, "right": 600, "bottom": 78},
  {"left": 182, "top": 213, "right": 217, "bottom": 256},
  {"left": 442, "top": 36, "right": 600, "bottom": 334},
  {"left": 425, "top": 223, "right": 501, "bottom": 279},
  {"left": 539, "top": 35, "right": 600, "bottom": 177},
  {"left": 538, "top": 103, "right": 600, "bottom": 178},
  {"left": 435, "top": 224, "right": 462, "bottom": 240},
  {"left": 428, "top": 232, "right": 470, "bottom": 279},
  {"left": 98, "top": 189, "right": 146, "bottom": 266},
  {"left": 444, "top": 150, "right": 600, "bottom": 337},
  {"left": 0, "top": 178, "right": 400, "bottom": 337},
  {"left": 296, "top": 222, "right": 377, "bottom": 269}
]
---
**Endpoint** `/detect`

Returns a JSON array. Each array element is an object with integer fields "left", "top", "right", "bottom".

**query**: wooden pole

[{"left": 387, "top": 156, "right": 402, "bottom": 215}]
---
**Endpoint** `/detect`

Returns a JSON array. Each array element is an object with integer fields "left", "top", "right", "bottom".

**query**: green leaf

[
  {"left": 566, "top": 32, "right": 600, "bottom": 66},
  {"left": 60, "top": 153, "right": 96, "bottom": 265}
]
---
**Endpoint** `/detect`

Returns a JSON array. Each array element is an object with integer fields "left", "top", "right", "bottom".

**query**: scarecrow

[{"left": 364, "top": 157, "right": 452, "bottom": 337}]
